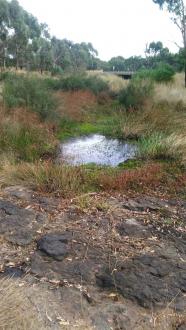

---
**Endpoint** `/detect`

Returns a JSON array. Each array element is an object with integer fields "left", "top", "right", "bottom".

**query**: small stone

[{"left": 37, "top": 232, "right": 72, "bottom": 261}]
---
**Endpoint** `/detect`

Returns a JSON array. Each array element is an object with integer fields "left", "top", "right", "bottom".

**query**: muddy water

[{"left": 60, "top": 134, "right": 137, "bottom": 166}]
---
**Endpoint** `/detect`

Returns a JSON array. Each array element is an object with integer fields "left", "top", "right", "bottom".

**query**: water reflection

[{"left": 60, "top": 134, "right": 137, "bottom": 166}]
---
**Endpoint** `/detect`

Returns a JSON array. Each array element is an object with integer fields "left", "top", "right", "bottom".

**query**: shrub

[
  {"left": 51, "top": 65, "right": 63, "bottom": 76},
  {"left": 98, "top": 163, "right": 165, "bottom": 192},
  {"left": 152, "top": 64, "right": 175, "bottom": 83},
  {"left": 3, "top": 75, "right": 57, "bottom": 120},
  {"left": 43, "top": 77, "right": 61, "bottom": 90},
  {"left": 135, "top": 69, "right": 153, "bottom": 80},
  {"left": 118, "top": 78, "right": 154, "bottom": 110},
  {"left": 0, "top": 71, "right": 14, "bottom": 81},
  {"left": 135, "top": 64, "right": 175, "bottom": 83},
  {"left": 97, "top": 162, "right": 186, "bottom": 195},
  {"left": 45, "top": 74, "right": 109, "bottom": 95},
  {"left": 59, "top": 74, "right": 87, "bottom": 90},
  {"left": 85, "top": 76, "right": 109, "bottom": 95}
]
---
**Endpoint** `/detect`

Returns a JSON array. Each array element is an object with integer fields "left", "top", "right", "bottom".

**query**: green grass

[
  {"left": 0, "top": 118, "right": 56, "bottom": 162},
  {"left": 117, "top": 159, "right": 145, "bottom": 169},
  {"left": 137, "top": 133, "right": 185, "bottom": 162},
  {"left": 57, "top": 99, "right": 130, "bottom": 141},
  {"left": 137, "top": 133, "right": 169, "bottom": 160}
]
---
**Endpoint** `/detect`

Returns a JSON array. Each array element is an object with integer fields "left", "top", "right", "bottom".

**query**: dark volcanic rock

[
  {"left": 122, "top": 197, "right": 161, "bottom": 212},
  {"left": 0, "top": 199, "right": 47, "bottom": 245},
  {"left": 96, "top": 254, "right": 186, "bottom": 309},
  {"left": 31, "top": 249, "right": 102, "bottom": 284},
  {"left": 3, "top": 186, "right": 34, "bottom": 201},
  {"left": 4, "top": 185, "right": 61, "bottom": 212},
  {"left": 32, "top": 231, "right": 103, "bottom": 283},
  {"left": 37, "top": 232, "right": 72, "bottom": 261},
  {"left": 6, "top": 230, "right": 34, "bottom": 246},
  {"left": 116, "top": 218, "right": 149, "bottom": 238}
]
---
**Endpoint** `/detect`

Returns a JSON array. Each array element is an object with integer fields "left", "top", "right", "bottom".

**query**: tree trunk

[
  {"left": 16, "top": 45, "right": 19, "bottom": 70},
  {"left": 3, "top": 48, "right": 6, "bottom": 71}
]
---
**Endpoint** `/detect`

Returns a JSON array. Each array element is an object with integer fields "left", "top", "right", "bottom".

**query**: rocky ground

[{"left": 0, "top": 185, "right": 185, "bottom": 329}]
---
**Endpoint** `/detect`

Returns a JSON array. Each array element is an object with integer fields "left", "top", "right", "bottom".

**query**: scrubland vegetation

[
  {"left": 0, "top": 2, "right": 186, "bottom": 329},
  {"left": 0, "top": 1, "right": 185, "bottom": 200},
  {"left": 0, "top": 67, "right": 185, "bottom": 199}
]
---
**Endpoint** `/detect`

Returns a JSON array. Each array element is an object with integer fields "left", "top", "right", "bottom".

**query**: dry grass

[
  {"left": 56, "top": 90, "right": 97, "bottom": 121},
  {"left": 0, "top": 278, "right": 41, "bottom": 330},
  {"left": 165, "top": 133, "right": 186, "bottom": 163},
  {"left": 155, "top": 73, "right": 186, "bottom": 105},
  {"left": 0, "top": 106, "right": 56, "bottom": 161},
  {"left": 73, "top": 193, "right": 110, "bottom": 212},
  {"left": 0, "top": 161, "right": 87, "bottom": 197},
  {"left": 87, "top": 71, "right": 128, "bottom": 92},
  {"left": 151, "top": 307, "right": 186, "bottom": 330},
  {"left": 0, "top": 158, "right": 185, "bottom": 197}
]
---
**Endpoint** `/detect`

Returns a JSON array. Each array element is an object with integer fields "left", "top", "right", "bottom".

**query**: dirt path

[{"left": 0, "top": 186, "right": 185, "bottom": 329}]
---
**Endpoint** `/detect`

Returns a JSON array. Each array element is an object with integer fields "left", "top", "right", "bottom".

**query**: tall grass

[
  {"left": 0, "top": 108, "right": 56, "bottom": 161},
  {"left": 1, "top": 158, "right": 185, "bottom": 197},
  {"left": 154, "top": 73, "right": 186, "bottom": 105},
  {"left": 0, "top": 161, "right": 88, "bottom": 197},
  {"left": 138, "top": 133, "right": 171, "bottom": 160}
]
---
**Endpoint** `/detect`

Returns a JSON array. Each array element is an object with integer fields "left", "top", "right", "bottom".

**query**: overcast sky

[{"left": 18, "top": 0, "right": 182, "bottom": 60}]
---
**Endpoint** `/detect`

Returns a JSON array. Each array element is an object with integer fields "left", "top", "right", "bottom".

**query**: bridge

[{"left": 105, "top": 71, "right": 135, "bottom": 80}]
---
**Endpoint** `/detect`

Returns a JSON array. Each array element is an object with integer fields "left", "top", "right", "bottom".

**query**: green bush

[
  {"left": 135, "top": 64, "right": 175, "bottom": 83},
  {"left": 135, "top": 69, "right": 153, "bottom": 80},
  {"left": 43, "top": 77, "right": 61, "bottom": 90},
  {"left": 118, "top": 78, "right": 154, "bottom": 110},
  {"left": 152, "top": 64, "right": 175, "bottom": 83},
  {"left": 0, "top": 71, "right": 14, "bottom": 81},
  {"left": 85, "top": 76, "right": 109, "bottom": 95},
  {"left": 59, "top": 75, "right": 87, "bottom": 90},
  {"left": 45, "top": 74, "right": 109, "bottom": 95},
  {"left": 51, "top": 65, "right": 64, "bottom": 76},
  {"left": 3, "top": 75, "right": 57, "bottom": 120}
]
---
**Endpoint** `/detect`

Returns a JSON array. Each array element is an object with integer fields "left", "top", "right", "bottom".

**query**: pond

[{"left": 59, "top": 134, "right": 137, "bottom": 166}]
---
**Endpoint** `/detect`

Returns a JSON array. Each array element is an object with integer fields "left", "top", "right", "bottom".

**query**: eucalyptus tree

[
  {"left": 0, "top": 0, "right": 10, "bottom": 69},
  {"left": 152, "top": 0, "right": 186, "bottom": 85},
  {"left": 146, "top": 41, "right": 164, "bottom": 56}
]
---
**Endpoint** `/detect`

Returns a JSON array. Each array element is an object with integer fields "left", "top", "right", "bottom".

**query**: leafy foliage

[
  {"left": 45, "top": 74, "right": 109, "bottom": 95},
  {"left": 136, "top": 64, "right": 175, "bottom": 82},
  {"left": 152, "top": 64, "right": 175, "bottom": 82},
  {"left": 118, "top": 78, "right": 154, "bottom": 110},
  {"left": 3, "top": 74, "right": 57, "bottom": 120}
]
